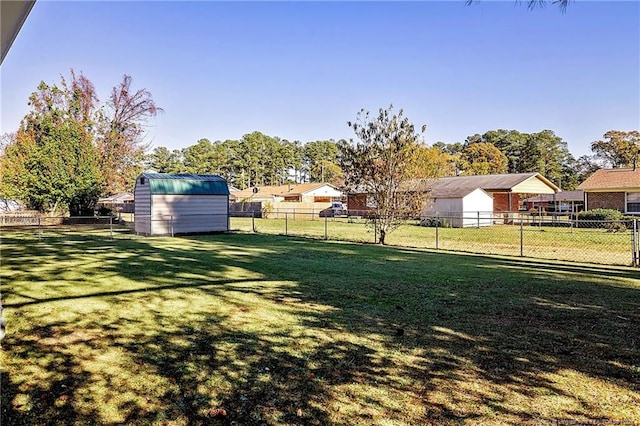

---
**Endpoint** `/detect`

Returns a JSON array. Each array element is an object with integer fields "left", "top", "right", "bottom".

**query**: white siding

[
  {"left": 512, "top": 177, "right": 556, "bottom": 194},
  {"left": 423, "top": 189, "right": 493, "bottom": 228},
  {"left": 134, "top": 178, "right": 152, "bottom": 234},
  {"left": 460, "top": 188, "right": 494, "bottom": 227},
  {"left": 150, "top": 195, "right": 228, "bottom": 235}
]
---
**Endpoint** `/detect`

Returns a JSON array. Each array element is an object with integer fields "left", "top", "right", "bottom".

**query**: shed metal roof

[{"left": 140, "top": 173, "right": 229, "bottom": 195}]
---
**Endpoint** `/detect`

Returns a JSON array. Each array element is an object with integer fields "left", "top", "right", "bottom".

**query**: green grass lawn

[
  {"left": 231, "top": 217, "right": 633, "bottom": 266},
  {"left": 1, "top": 231, "right": 639, "bottom": 425}
]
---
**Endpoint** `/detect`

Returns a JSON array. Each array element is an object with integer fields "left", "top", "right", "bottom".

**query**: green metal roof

[{"left": 141, "top": 173, "right": 230, "bottom": 195}]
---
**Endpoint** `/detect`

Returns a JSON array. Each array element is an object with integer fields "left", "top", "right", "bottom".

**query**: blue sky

[{"left": 1, "top": 1, "right": 638, "bottom": 158}]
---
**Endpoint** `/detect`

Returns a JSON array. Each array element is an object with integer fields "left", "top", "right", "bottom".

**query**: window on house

[{"left": 627, "top": 192, "right": 640, "bottom": 213}]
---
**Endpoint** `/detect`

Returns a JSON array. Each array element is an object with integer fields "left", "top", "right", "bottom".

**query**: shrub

[{"left": 577, "top": 209, "right": 623, "bottom": 221}]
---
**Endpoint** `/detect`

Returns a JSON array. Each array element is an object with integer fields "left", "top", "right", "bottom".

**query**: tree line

[{"left": 1, "top": 72, "right": 638, "bottom": 218}]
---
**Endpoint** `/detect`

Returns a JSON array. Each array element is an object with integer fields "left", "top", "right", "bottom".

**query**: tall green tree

[
  {"left": 303, "top": 140, "right": 341, "bottom": 183},
  {"left": 591, "top": 130, "right": 640, "bottom": 169},
  {"left": 340, "top": 105, "right": 430, "bottom": 245},
  {"left": 459, "top": 142, "right": 508, "bottom": 175},
  {"left": 147, "top": 146, "right": 184, "bottom": 173},
  {"left": 0, "top": 75, "right": 103, "bottom": 215}
]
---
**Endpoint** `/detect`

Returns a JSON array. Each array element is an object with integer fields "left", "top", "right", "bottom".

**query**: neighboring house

[
  {"left": 423, "top": 187, "right": 494, "bottom": 228},
  {"left": 432, "top": 173, "right": 559, "bottom": 213},
  {"left": 97, "top": 193, "right": 135, "bottom": 213},
  {"left": 134, "top": 173, "right": 230, "bottom": 236},
  {"left": 347, "top": 179, "right": 433, "bottom": 213},
  {"left": 577, "top": 168, "right": 640, "bottom": 215},
  {"left": 523, "top": 190, "right": 584, "bottom": 214},
  {"left": 228, "top": 182, "right": 344, "bottom": 217},
  {"left": 230, "top": 183, "right": 343, "bottom": 204}
]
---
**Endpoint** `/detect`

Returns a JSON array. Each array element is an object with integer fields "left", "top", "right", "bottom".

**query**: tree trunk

[{"left": 379, "top": 229, "right": 386, "bottom": 245}]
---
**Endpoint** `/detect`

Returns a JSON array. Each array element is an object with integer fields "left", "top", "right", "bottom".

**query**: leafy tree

[
  {"left": 303, "top": 140, "right": 341, "bottom": 183},
  {"left": 409, "top": 144, "right": 457, "bottom": 178},
  {"left": 591, "top": 130, "right": 640, "bottom": 169},
  {"left": 573, "top": 155, "right": 601, "bottom": 185},
  {"left": 471, "top": 129, "right": 528, "bottom": 174},
  {"left": 459, "top": 142, "right": 508, "bottom": 175},
  {"left": 98, "top": 74, "right": 162, "bottom": 194},
  {"left": 1, "top": 71, "right": 161, "bottom": 214},
  {"left": 182, "top": 139, "right": 217, "bottom": 174},
  {"left": 340, "top": 105, "right": 430, "bottom": 245},
  {"left": 464, "top": 129, "right": 577, "bottom": 189},
  {"left": 433, "top": 141, "right": 464, "bottom": 155},
  {"left": 519, "top": 130, "right": 567, "bottom": 186},
  {"left": 0, "top": 75, "right": 103, "bottom": 215},
  {"left": 147, "top": 146, "right": 184, "bottom": 173}
]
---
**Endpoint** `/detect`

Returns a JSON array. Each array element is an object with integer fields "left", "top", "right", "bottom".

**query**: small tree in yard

[{"left": 340, "top": 105, "right": 431, "bottom": 245}]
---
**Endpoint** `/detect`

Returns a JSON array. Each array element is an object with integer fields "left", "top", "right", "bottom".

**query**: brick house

[
  {"left": 347, "top": 173, "right": 559, "bottom": 215},
  {"left": 431, "top": 173, "right": 558, "bottom": 213},
  {"left": 577, "top": 168, "right": 640, "bottom": 215}
]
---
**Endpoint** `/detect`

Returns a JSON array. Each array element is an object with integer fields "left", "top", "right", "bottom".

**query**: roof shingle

[{"left": 577, "top": 168, "right": 640, "bottom": 191}]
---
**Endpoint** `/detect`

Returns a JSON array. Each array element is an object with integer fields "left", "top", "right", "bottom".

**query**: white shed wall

[
  {"left": 149, "top": 195, "right": 228, "bottom": 235},
  {"left": 134, "top": 179, "right": 152, "bottom": 234}
]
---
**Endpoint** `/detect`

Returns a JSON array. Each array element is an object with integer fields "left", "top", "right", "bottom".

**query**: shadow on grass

[{"left": 1, "top": 232, "right": 639, "bottom": 424}]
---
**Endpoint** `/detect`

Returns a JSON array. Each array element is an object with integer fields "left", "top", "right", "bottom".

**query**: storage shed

[
  {"left": 423, "top": 187, "right": 494, "bottom": 228},
  {"left": 134, "top": 173, "right": 230, "bottom": 236}
]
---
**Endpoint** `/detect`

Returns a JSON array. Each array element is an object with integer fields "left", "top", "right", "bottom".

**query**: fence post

[
  {"left": 520, "top": 218, "right": 524, "bottom": 257},
  {"left": 633, "top": 219, "right": 638, "bottom": 267},
  {"left": 285, "top": 212, "right": 288, "bottom": 236},
  {"left": 38, "top": 217, "right": 42, "bottom": 242},
  {"left": 252, "top": 210, "right": 256, "bottom": 233},
  {"left": 324, "top": 215, "right": 328, "bottom": 240},
  {"left": 477, "top": 211, "right": 480, "bottom": 229},
  {"left": 110, "top": 215, "right": 113, "bottom": 239},
  {"left": 170, "top": 215, "right": 174, "bottom": 237},
  {"left": 435, "top": 216, "right": 439, "bottom": 250}
]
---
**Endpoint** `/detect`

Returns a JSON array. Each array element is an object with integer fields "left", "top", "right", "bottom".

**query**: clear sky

[{"left": 1, "top": 1, "right": 638, "bottom": 158}]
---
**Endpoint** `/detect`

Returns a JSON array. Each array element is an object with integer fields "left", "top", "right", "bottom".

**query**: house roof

[
  {"left": 231, "top": 183, "right": 341, "bottom": 199},
  {"left": 577, "top": 168, "right": 640, "bottom": 191},
  {"left": 98, "top": 193, "right": 134, "bottom": 203},
  {"left": 523, "top": 190, "right": 584, "bottom": 203},
  {"left": 431, "top": 186, "right": 491, "bottom": 199},
  {"left": 431, "top": 172, "right": 559, "bottom": 195},
  {"left": 139, "top": 173, "right": 229, "bottom": 195},
  {"left": 1, "top": 1, "right": 35, "bottom": 64}
]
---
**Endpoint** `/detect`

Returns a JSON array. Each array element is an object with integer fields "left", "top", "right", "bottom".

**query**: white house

[
  {"left": 134, "top": 173, "right": 229, "bottom": 236},
  {"left": 423, "top": 187, "right": 494, "bottom": 228}
]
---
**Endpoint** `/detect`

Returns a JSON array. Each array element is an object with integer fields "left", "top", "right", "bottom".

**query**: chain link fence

[
  {"left": 230, "top": 209, "right": 640, "bottom": 267},
  {"left": 2, "top": 211, "right": 638, "bottom": 267},
  {"left": 0, "top": 215, "right": 134, "bottom": 241}
]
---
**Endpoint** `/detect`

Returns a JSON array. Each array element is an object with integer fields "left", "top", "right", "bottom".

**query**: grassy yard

[
  {"left": 231, "top": 217, "right": 633, "bottom": 266},
  {"left": 1, "top": 231, "right": 639, "bottom": 425}
]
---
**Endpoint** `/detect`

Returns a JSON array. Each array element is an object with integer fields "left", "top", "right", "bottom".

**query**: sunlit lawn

[
  {"left": 1, "top": 231, "right": 639, "bottom": 425},
  {"left": 231, "top": 217, "right": 632, "bottom": 266}
]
